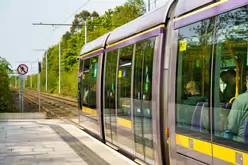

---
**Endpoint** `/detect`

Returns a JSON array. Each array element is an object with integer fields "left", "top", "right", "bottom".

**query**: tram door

[
  {"left": 104, "top": 51, "right": 118, "bottom": 145},
  {"left": 133, "top": 39, "right": 155, "bottom": 164}
]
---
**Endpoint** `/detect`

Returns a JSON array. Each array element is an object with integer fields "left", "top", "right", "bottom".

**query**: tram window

[
  {"left": 104, "top": 50, "right": 118, "bottom": 110},
  {"left": 117, "top": 45, "right": 133, "bottom": 120},
  {"left": 79, "top": 60, "right": 84, "bottom": 106},
  {"left": 133, "top": 38, "right": 155, "bottom": 159},
  {"left": 133, "top": 38, "right": 155, "bottom": 101},
  {"left": 82, "top": 59, "right": 90, "bottom": 107},
  {"left": 213, "top": 6, "right": 248, "bottom": 149},
  {"left": 82, "top": 56, "right": 99, "bottom": 110},
  {"left": 176, "top": 18, "right": 213, "bottom": 137}
]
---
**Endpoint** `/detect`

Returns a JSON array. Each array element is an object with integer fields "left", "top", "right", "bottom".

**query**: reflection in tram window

[
  {"left": 117, "top": 45, "right": 134, "bottom": 153},
  {"left": 133, "top": 38, "right": 155, "bottom": 161},
  {"left": 81, "top": 57, "right": 99, "bottom": 118},
  {"left": 213, "top": 6, "right": 248, "bottom": 148},
  {"left": 82, "top": 59, "right": 90, "bottom": 107},
  {"left": 117, "top": 45, "right": 133, "bottom": 121},
  {"left": 79, "top": 60, "right": 84, "bottom": 108},
  {"left": 176, "top": 18, "right": 213, "bottom": 137},
  {"left": 104, "top": 50, "right": 118, "bottom": 142}
]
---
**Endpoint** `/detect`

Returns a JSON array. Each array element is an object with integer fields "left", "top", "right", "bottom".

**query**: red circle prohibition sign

[{"left": 17, "top": 64, "right": 28, "bottom": 75}]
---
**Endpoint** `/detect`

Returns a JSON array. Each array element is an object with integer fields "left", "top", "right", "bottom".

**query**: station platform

[{"left": 0, "top": 120, "right": 136, "bottom": 165}]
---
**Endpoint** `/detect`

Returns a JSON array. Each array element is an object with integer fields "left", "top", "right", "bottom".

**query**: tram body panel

[
  {"left": 79, "top": 54, "right": 102, "bottom": 138},
  {"left": 77, "top": 0, "right": 248, "bottom": 165},
  {"left": 103, "top": 33, "right": 164, "bottom": 165},
  {"left": 171, "top": 0, "right": 248, "bottom": 164}
]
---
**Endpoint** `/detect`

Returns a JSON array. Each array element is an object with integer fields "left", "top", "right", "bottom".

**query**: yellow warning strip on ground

[
  {"left": 174, "top": 0, "right": 229, "bottom": 22},
  {"left": 107, "top": 25, "right": 165, "bottom": 49},
  {"left": 176, "top": 134, "right": 248, "bottom": 164},
  {"left": 117, "top": 117, "right": 132, "bottom": 129},
  {"left": 82, "top": 107, "right": 98, "bottom": 116}
]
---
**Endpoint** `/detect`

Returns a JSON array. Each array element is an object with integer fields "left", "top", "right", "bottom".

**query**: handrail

[{"left": 229, "top": 97, "right": 236, "bottom": 104}]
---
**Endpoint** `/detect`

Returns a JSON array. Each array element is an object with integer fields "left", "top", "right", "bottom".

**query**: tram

[{"left": 78, "top": 0, "right": 248, "bottom": 164}]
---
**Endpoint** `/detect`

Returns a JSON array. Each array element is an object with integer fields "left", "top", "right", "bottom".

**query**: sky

[{"left": 0, "top": 0, "right": 164, "bottom": 74}]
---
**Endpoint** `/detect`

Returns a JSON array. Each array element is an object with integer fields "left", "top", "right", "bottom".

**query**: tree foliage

[
  {"left": 0, "top": 57, "right": 15, "bottom": 112},
  {"left": 28, "top": 0, "right": 145, "bottom": 97}
]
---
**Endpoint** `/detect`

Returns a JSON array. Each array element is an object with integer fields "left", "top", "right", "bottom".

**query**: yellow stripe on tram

[
  {"left": 174, "top": 0, "right": 229, "bottom": 22},
  {"left": 176, "top": 134, "right": 248, "bottom": 164},
  {"left": 80, "top": 48, "right": 104, "bottom": 59},
  {"left": 213, "top": 144, "right": 248, "bottom": 164},
  {"left": 176, "top": 134, "right": 212, "bottom": 156},
  {"left": 107, "top": 25, "right": 166, "bottom": 49},
  {"left": 117, "top": 118, "right": 132, "bottom": 129},
  {"left": 82, "top": 107, "right": 98, "bottom": 116}
]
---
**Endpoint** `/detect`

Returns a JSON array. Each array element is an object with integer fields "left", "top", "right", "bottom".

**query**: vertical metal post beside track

[
  {"left": 85, "top": 20, "right": 88, "bottom": 44},
  {"left": 30, "top": 63, "right": 32, "bottom": 88},
  {"left": 19, "top": 80, "right": 22, "bottom": 112},
  {"left": 45, "top": 51, "right": 48, "bottom": 91},
  {"left": 148, "top": 0, "right": 151, "bottom": 12},
  {"left": 19, "top": 78, "right": 25, "bottom": 113},
  {"left": 59, "top": 43, "right": 62, "bottom": 94},
  {"left": 38, "top": 71, "right": 41, "bottom": 112},
  {"left": 22, "top": 80, "right": 25, "bottom": 112},
  {"left": 15, "top": 76, "right": 17, "bottom": 88}
]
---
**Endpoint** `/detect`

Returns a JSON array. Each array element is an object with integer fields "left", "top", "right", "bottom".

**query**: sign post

[{"left": 17, "top": 64, "right": 28, "bottom": 113}]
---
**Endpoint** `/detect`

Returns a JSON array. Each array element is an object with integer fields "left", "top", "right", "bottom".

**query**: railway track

[{"left": 24, "top": 90, "right": 84, "bottom": 130}]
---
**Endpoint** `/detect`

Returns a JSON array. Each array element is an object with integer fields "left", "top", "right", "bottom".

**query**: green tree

[
  {"left": 0, "top": 57, "right": 16, "bottom": 112},
  {"left": 37, "top": 0, "right": 145, "bottom": 97}
]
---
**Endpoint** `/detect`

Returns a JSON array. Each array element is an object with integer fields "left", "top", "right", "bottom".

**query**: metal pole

[
  {"left": 15, "top": 76, "right": 17, "bottom": 88},
  {"left": 38, "top": 73, "right": 40, "bottom": 112},
  {"left": 154, "top": 0, "right": 156, "bottom": 8},
  {"left": 30, "top": 63, "right": 32, "bottom": 88},
  {"left": 85, "top": 21, "right": 88, "bottom": 44},
  {"left": 59, "top": 43, "right": 61, "bottom": 94},
  {"left": 19, "top": 79, "right": 22, "bottom": 112},
  {"left": 22, "top": 80, "right": 25, "bottom": 112},
  {"left": 45, "top": 51, "right": 48, "bottom": 91},
  {"left": 148, "top": 0, "right": 150, "bottom": 12}
]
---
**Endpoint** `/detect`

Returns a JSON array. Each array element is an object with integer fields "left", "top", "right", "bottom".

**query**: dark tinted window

[
  {"left": 213, "top": 6, "right": 248, "bottom": 150},
  {"left": 176, "top": 18, "right": 214, "bottom": 138}
]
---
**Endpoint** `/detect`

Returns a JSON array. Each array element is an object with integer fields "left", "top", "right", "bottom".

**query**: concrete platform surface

[{"left": 0, "top": 120, "right": 136, "bottom": 165}]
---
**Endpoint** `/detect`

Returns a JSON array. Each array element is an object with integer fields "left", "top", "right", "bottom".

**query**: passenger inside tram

[
  {"left": 225, "top": 75, "right": 248, "bottom": 143},
  {"left": 220, "top": 69, "right": 236, "bottom": 103},
  {"left": 184, "top": 81, "right": 208, "bottom": 105}
]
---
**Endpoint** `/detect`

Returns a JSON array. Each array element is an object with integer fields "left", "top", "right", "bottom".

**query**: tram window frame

[
  {"left": 175, "top": 17, "right": 214, "bottom": 140},
  {"left": 81, "top": 56, "right": 99, "bottom": 113},
  {"left": 79, "top": 59, "right": 84, "bottom": 107},
  {"left": 117, "top": 45, "right": 134, "bottom": 121},
  {"left": 104, "top": 50, "right": 118, "bottom": 112},
  {"left": 212, "top": 5, "right": 248, "bottom": 151}
]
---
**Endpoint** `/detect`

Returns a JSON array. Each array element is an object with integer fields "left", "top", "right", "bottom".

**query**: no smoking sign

[{"left": 17, "top": 64, "right": 28, "bottom": 75}]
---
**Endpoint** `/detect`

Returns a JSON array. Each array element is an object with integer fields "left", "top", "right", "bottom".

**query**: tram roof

[
  {"left": 174, "top": 0, "right": 214, "bottom": 17},
  {"left": 80, "top": 33, "right": 110, "bottom": 56},
  {"left": 106, "top": 0, "right": 173, "bottom": 46}
]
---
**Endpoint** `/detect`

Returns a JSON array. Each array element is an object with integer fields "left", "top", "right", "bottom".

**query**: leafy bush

[{"left": 0, "top": 57, "right": 16, "bottom": 112}]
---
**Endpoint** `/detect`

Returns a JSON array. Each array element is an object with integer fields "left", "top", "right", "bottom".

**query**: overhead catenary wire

[
  {"left": 61, "top": 0, "right": 91, "bottom": 24},
  {"left": 39, "top": 0, "right": 91, "bottom": 48}
]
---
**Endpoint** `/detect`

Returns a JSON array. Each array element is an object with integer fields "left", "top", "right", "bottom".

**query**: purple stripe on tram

[
  {"left": 81, "top": 50, "right": 104, "bottom": 60},
  {"left": 105, "top": 27, "right": 164, "bottom": 52},
  {"left": 174, "top": 0, "right": 248, "bottom": 29}
]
